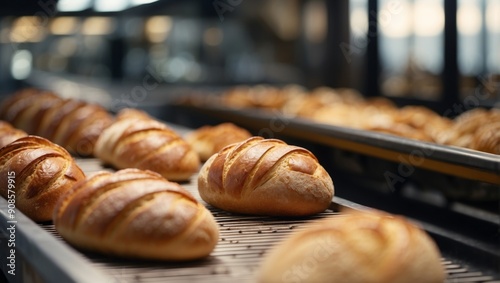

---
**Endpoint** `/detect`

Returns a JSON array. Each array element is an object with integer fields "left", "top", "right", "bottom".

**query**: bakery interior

[{"left": 0, "top": 0, "right": 499, "bottom": 282}]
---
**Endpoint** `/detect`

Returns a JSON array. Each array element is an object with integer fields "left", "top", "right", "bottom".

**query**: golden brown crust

[
  {"left": 53, "top": 168, "right": 219, "bottom": 261},
  {"left": 392, "top": 106, "right": 453, "bottom": 142},
  {"left": 204, "top": 84, "right": 500, "bottom": 154},
  {"left": 0, "top": 88, "right": 113, "bottom": 156},
  {"left": 313, "top": 104, "right": 449, "bottom": 142},
  {"left": 198, "top": 137, "right": 334, "bottom": 216},
  {"left": 94, "top": 109, "right": 200, "bottom": 181},
  {"left": 215, "top": 85, "right": 500, "bottom": 154},
  {"left": 221, "top": 85, "right": 288, "bottom": 110},
  {"left": 185, "top": 123, "right": 253, "bottom": 161},
  {"left": 35, "top": 99, "right": 113, "bottom": 156},
  {"left": 366, "top": 123, "right": 433, "bottom": 141},
  {"left": 394, "top": 106, "right": 442, "bottom": 130},
  {"left": 439, "top": 108, "right": 500, "bottom": 153},
  {"left": 0, "top": 136, "right": 85, "bottom": 222},
  {"left": 470, "top": 121, "right": 500, "bottom": 154},
  {"left": 0, "top": 121, "right": 28, "bottom": 148},
  {"left": 257, "top": 211, "right": 445, "bottom": 283},
  {"left": 115, "top": 107, "right": 152, "bottom": 121},
  {"left": 0, "top": 89, "right": 61, "bottom": 133}
]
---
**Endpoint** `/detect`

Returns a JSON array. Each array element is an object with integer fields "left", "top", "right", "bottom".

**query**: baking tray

[
  {"left": 1, "top": 157, "right": 500, "bottom": 283},
  {"left": 168, "top": 104, "right": 500, "bottom": 201}
]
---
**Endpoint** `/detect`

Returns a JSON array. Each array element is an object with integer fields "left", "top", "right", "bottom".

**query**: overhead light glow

[
  {"left": 379, "top": 1, "right": 412, "bottom": 38},
  {"left": 130, "top": 0, "right": 158, "bottom": 6},
  {"left": 304, "top": 0, "right": 327, "bottom": 44},
  {"left": 145, "top": 16, "right": 173, "bottom": 43},
  {"left": 50, "top": 17, "right": 79, "bottom": 35},
  {"left": 414, "top": 0, "right": 444, "bottom": 36},
  {"left": 457, "top": 0, "right": 482, "bottom": 36},
  {"left": 11, "top": 50, "right": 33, "bottom": 80},
  {"left": 82, "top": 17, "right": 116, "bottom": 35},
  {"left": 350, "top": 7, "right": 368, "bottom": 37},
  {"left": 10, "top": 16, "right": 46, "bottom": 42},
  {"left": 57, "top": 0, "right": 92, "bottom": 12},
  {"left": 486, "top": 0, "right": 500, "bottom": 33},
  {"left": 94, "top": 0, "right": 129, "bottom": 12}
]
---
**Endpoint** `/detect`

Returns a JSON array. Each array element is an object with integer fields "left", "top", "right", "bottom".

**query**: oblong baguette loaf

[
  {"left": 186, "top": 123, "right": 253, "bottom": 161},
  {"left": 0, "top": 136, "right": 85, "bottom": 222},
  {"left": 0, "top": 121, "right": 28, "bottom": 148},
  {"left": 0, "top": 88, "right": 60, "bottom": 133},
  {"left": 257, "top": 211, "right": 445, "bottom": 283},
  {"left": 198, "top": 136, "right": 334, "bottom": 216},
  {"left": 0, "top": 88, "right": 113, "bottom": 156},
  {"left": 94, "top": 109, "right": 200, "bottom": 181},
  {"left": 53, "top": 168, "right": 219, "bottom": 261},
  {"left": 36, "top": 98, "right": 113, "bottom": 156}
]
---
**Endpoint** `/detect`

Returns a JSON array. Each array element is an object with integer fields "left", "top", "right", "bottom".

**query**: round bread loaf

[
  {"left": 0, "top": 136, "right": 85, "bottom": 222},
  {"left": 257, "top": 211, "right": 445, "bottom": 283},
  {"left": 186, "top": 123, "right": 252, "bottom": 161},
  {"left": 198, "top": 136, "right": 334, "bottom": 216},
  {"left": 53, "top": 169, "right": 219, "bottom": 261}
]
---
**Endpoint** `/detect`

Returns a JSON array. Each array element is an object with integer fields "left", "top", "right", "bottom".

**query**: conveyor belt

[
  {"left": 35, "top": 159, "right": 500, "bottom": 282},
  {"left": 1, "top": 157, "right": 499, "bottom": 282}
]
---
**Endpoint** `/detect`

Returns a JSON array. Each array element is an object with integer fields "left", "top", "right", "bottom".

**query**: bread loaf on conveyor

[
  {"left": 0, "top": 136, "right": 85, "bottom": 222},
  {"left": 213, "top": 85, "right": 500, "bottom": 155},
  {"left": 53, "top": 168, "right": 219, "bottom": 261},
  {"left": 94, "top": 108, "right": 200, "bottom": 181},
  {"left": 198, "top": 136, "right": 334, "bottom": 216},
  {"left": 0, "top": 88, "right": 113, "bottom": 156},
  {"left": 185, "top": 123, "right": 252, "bottom": 161},
  {"left": 439, "top": 108, "right": 500, "bottom": 154},
  {"left": 0, "top": 120, "right": 27, "bottom": 148},
  {"left": 257, "top": 211, "right": 445, "bottom": 283}
]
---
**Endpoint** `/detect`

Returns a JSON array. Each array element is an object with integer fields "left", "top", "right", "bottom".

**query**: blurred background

[
  {"left": 0, "top": 0, "right": 499, "bottom": 113},
  {"left": 1, "top": 3, "right": 499, "bottom": 279}
]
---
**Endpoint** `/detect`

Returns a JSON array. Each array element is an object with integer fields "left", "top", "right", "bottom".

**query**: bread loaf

[
  {"left": 198, "top": 136, "right": 334, "bottom": 216},
  {"left": 470, "top": 121, "right": 500, "bottom": 154},
  {"left": 257, "top": 211, "right": 445, "bottom": 283},
  {"left": 186, "top": 123, "right": 252, "bottom": 161},
  {"left": 439, "top": 108, "right": 500, "bottom": 153},
  {"left": 205, "top": 85, "right": 500, "bottom": 154},
  {"left": 53, "top": 168, "right": 219, "bottom": 261},
  {"left": 0, "top": 88, "right": 113, "bottom": 156},
  {"left": 0, "top": 121, "right": 27, "bottom": 148},
  {"left": 221, "top": 85, "right": 288, "bottom": 110},
  {"left": 94, "top": 109, "right": 200, "bottom": 181},
  {"left": 0, "top": 136, "right": 85, "bottom": 222}
]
